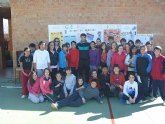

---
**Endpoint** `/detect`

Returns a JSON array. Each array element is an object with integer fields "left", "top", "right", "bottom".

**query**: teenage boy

[
  {"left": 51, "top": 78, "right": 103, "bottom": 110},
  {"left": 151, "top": 46, "right": 165, "bottom": 105},
  {"left": 134, "top": 45, "right": 152, "bottom": 101}
]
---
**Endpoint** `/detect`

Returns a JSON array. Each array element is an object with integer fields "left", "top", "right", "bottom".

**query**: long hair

[{"left": 29, "top": 71, "right": 37, "bottom": 86}]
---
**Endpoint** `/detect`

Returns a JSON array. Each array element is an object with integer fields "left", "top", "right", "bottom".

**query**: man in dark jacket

[{"left": 77, "top": 33, "right": 90, "bottom": 82}]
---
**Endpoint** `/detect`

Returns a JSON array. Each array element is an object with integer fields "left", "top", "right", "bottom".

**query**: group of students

[{"left": 19, "top": 33, "right": 165, "bottom": 110}]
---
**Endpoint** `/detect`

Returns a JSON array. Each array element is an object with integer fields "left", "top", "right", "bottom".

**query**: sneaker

[
  {"left": 151, "top": 97, "right": 157, "bottom": 101},
  {"left": 163, "top": 101, "right": 165, "bottom": 106},
  {"left": 51, "top": 103, "right": 58, "bottom": 110},
  {"left": 82, "top": 98, "right": 86, "bottom": 104},
  {"left": 126, "top": 100, "right": 131, "bottom": 105},
  {"left": 21, "top": 95, "right": 26, "bottom": 99},
  {"left": 138, "top": 100, "right": 143, "bottom": 104}
]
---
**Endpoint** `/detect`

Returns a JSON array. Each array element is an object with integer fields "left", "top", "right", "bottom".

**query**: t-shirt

[
  {"left": 33, "top": 49, "right": 50, "bottom": 69},
  {"left": 20, "top": 55, "right": 33, "bottom": 70}
]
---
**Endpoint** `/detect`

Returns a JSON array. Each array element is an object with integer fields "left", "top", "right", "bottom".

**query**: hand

[
  {"left": 119, "top": 85, "right": 123, "bottom": 90},
  {"left": 132, "top": 98, "right": 136, "bottom": 103},
  {"left": 129, "top": 97, "right": 133, "bottom": 103},
  {"left": 82, "top": 98, "right": 86, "bottom": 103},
  {"left": 100, "top": 101, "right": 103, "bottom": 104}
]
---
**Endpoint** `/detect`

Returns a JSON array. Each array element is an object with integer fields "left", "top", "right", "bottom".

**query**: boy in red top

[
  {"left": 110, "top": 64, "right": 125, "bottom": 97},
  {"left": 151, "top": 46, "right": 165, "bottom": 105},
  {"left": 111, "top": 45, "right": 127, "bottom": 74},
  {"left": 66, "top": 41, "right": 79, "bottom": 77}
]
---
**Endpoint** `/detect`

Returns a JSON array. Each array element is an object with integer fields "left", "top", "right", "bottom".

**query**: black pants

[
  {"left": 51, "top": 68, "right": 58, "bottom": 81},
  {"left": 78, "top": 60, "right": 89, "bottom": 82},
  {"left": 44, "top": 93, "right": 57, "bottom": 103},
  {"left": 152, "top": 80, "right": 165, "bottom": 100}
]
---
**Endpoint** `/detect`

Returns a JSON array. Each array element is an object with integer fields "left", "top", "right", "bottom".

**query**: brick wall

[{"left": 11, "top": 0, "right": 165, "bottom": 69}]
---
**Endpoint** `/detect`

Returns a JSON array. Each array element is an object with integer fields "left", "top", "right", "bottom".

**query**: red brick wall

[{"left": 10, "top": 0, "right": 165, "bottom": 68}]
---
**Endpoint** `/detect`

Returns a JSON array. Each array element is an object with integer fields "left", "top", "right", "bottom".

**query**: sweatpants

[
  {"left": 28, "top": 93, "right": 44, "bottom": 103},
  {"left": 21, "top": 70, "right": 30, "bottom": 95}
]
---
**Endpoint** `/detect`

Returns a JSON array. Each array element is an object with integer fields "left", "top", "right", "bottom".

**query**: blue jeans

[
  {"left": 57, "top": 92, "right": 83, "bottom": 109},
  {"left": 36, "top": 69, "right": 44, "bottom": 78}
]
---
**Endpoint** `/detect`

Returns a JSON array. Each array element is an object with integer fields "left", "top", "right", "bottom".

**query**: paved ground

[{"left": 0, "top": 68, "right": 165, "bottom": 124}]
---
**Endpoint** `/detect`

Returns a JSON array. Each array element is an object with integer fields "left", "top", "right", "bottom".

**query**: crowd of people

[{"left": 18, "top": 33, "right": 165, "bottom": 110}]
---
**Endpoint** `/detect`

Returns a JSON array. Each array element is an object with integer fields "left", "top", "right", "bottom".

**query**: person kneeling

[
  {"left": 121, "top": 73, "right": 140, "bottom": 104},
  {"left": 51, "top": 78, "right": 103, "bottom": 110}
]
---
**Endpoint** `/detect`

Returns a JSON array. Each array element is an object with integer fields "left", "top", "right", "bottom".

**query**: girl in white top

[
  {"left": 121, "top": 73, "right": 138, "bottom": 104},
  {"left": 33, "top": 41, "right": 50, "bottom": 77}
]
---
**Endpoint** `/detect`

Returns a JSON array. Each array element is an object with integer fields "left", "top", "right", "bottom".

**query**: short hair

[
  {"left": 80, "top": 33, "right": 86, "bottom": 37},
  {"left": 90, "top": 41, "right": 96, "bottom": 44},
  {"left": 90, "top": 79, "right": 97, "bottom": 83},
  {"left": 62, "top": 44, "right": 67, "bottom": 48},
  {"left": 71, "top": 41, "right": 76, "bottom": 45},
  {"left": 114, "top": 64, "right": 120, "bottom": 69},
  {"left": 24, "top": 47, "right": 30, "bottom": 52},
  {"left": 29, "top": 43, "right": 36, "bottom": 48},
  {"left": 120, "top": 38, "right": 126, "bottom": 43},
  {"left": 77, "top": 76, "right": 83, "bottom": 81},
  {"left": 96, "top": 38, "right": 101, "bottom": 41},
  {"left": 154, "top": 46, "right": 162, "bottom": 52},
  {"left": 135, "top": 39, "right": 141, "bottom": 44},
  {"left": 66, "top": 67, "right": 71, "bottom": 71},
  {"left": 145, "top": 41, "right": 152, "bottom": 46},
  {"left": 128, "top": 40, "right": 134, "bottom": 46},
  {"left": 128, "top": 72, "right": 135, "bottom": 78},
  {"left": 140, "top": 45, "right": 147, "bottom": 50}
]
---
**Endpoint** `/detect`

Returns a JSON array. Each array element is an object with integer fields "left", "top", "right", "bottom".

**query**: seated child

[
  {"left": 63, "top": 67, "right": 76, "bottom": 97},
  {"left": 110, "top": 64, "right": 125, "bottom": 97},
  {"left": 27, "top": 71, "right": 44, "bottom": 103},
  {"left": 51, "top": 78, "right": 103, "bottom": 110},
  {"left": 50, "top": 72, "right": 65, "bottom": 101},
  {"left": 40, "top": 68, "right": 56, "bottom": 102},
  {"left": 89, "top": 69, "right": 101, "bottom": 90},
  {"left": 121, "top": 73, "right": 139, "bottom": 104},
  {"left": 99, "top": 66, "right": 112, "bottom": 97}
]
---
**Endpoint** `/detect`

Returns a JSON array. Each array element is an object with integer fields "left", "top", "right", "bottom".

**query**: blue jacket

[
  {"left": 134, "top": 53, "right": 152, "bottom": 76},
  {"left": 59, "top": 50, "right": 67, "bottom": 68}
]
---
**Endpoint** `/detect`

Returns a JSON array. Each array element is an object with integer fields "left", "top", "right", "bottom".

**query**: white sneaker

[
  {"left": 138, "top": 100, "right": 143, "bottom": 104},
  {"left": 151, "top": 97, "right": 157, "bottom": 101},
  {"left": 51, "top": 103, "right": 58, "bottom": 110},
  {"left": 21, "top": 95, "right": 26, "bottom": 99},
  {"left": 163, "top": 101, "right": 165, "bottom": 106},
  {"left": 126, "top": 100, "right": 131, "bottom": 105}
]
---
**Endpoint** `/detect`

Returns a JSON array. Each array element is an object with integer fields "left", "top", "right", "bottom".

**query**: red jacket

[
  {"left": 40, "top": 76, "right": 53, "bottom": 95},
  {"left": 151, "top": 54, "right": 165, "bottom": 80},
  {"left": 66, "top": 48, "right": 79, "bottom": 69},
  {"left": 111, "top": 52, "right": 127, "bottom": 72},
  {"left": 110, "top": 72, "right": 125, "bottom": 86},
  {"left": 27, "top": 78, "right": 41, "bottom": 95}
]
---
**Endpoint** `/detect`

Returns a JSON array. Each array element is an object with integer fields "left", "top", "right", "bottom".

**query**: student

[
  {"left": 47, "top": 41, "right": 59, "bottom": 81},
  {"left": 110, "top": 64, "right": 125, "bottom": 97},
  {"left": 120, "top": 38, "right": 127, "bottom": 50},
  {"left": 18, "top": 43, "right": 36, "bottom": 62},
  {"left": 106, "top": 36, "right": 114, "bottom": 51},
  {"left": 111, "top": 45, "right": 127, "bottom": 74},
  {"left": 95, "top": 38, "right": 102, "bottom": 49},
  {"left": 125, "top": 43, "right": 130, "bottom": 55},
  {"left": 151, "top": 46, "right": 165, "bottom": 105},
  {"left": 59, "top": 44, "right": 68, "bottom": 75},
  {"left": 125, "top": 45, "right": 137, "bottom": 80},
  {"left": 20, "top": 47, "right": 33, "bottom": 98},
  {"left": 99, "top": 66, "right": 112, "bottom": 97},
  {"left": 134, "top": 45, "right": 152, "bottom": 100},
  {"left": 89, "top": 41, "right": 100, "bottom": 71},
  {"left": 135, "top": 39, "right": 142, "bottom": 54},
  {"left": 66, "top": 41, "right": 79, "bottom": 77},
  {"left": 50, "top": 72, "right": 65, "bottom": 101},
  {"left": 128, "top": 40, "right": 134, "bottom": 47},
  {"left": 40, "top": 68, "right": 56, "bottom": 102},
  {"left": 121, "top": 73, "right": 139, "bottom": 104},
  {"left": 51, "top": 79, "right": 103, "bottom": 110},
  {"left": 106, "top": 41, "right": 117, "bottom": 72},
  {"left": 63, "top": 67, "right": 76, "bottom": 97},
  {"left": 77, "top": 33, "right": 90, "bottom": 82},
  {"left": 27, "top": 71, "right": 44, "bottom": 103},
  {"left": 146, "top": 41, "right": 154, "bottom": 57},
  {"left": 33, "top": 41, "right": 50, "bottom": 77},
  {"left": 53, "top": 38, "right": 61, "bottom": 53},
  {"left": 89, "top": 69, "right": 101, "bottom": 90}
]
